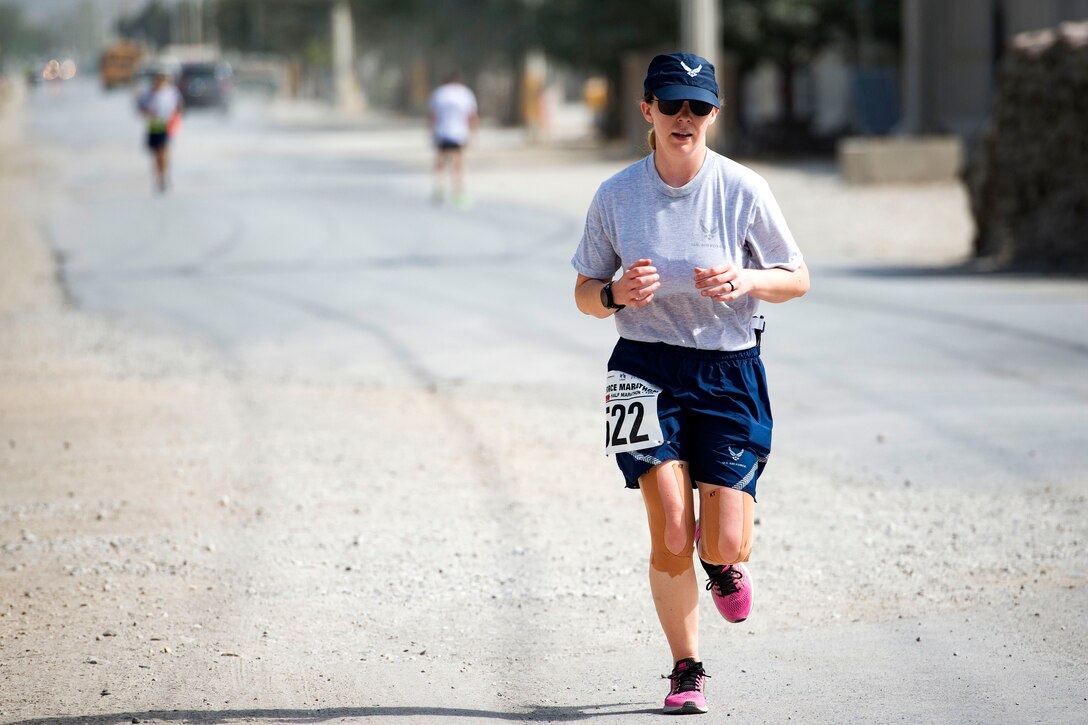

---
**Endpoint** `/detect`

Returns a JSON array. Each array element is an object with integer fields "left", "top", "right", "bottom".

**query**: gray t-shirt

[{"left": 572, "top": 150, "right": 803, "bottom": 351}]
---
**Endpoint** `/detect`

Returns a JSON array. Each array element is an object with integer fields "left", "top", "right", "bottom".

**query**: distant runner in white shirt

[
  {"left": 136, "top": 69, "right": 183, "bottom": 193},
  {"left": 428, "top": 72, "right": 478, "bottom": 208}
]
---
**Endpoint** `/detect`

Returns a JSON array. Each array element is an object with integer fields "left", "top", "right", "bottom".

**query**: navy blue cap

[{"left": 643, "top": 53, "right": 720, "bottom": 108}]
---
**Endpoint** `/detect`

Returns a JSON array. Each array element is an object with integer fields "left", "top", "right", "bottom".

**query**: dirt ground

[{"left": 2, "top": 82, "right": 1086, "bottom": 724}]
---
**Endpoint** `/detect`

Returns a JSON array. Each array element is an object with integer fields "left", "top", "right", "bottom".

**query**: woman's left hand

[{"left": 694, "top": 265, "right": 748, "bottom": 302}]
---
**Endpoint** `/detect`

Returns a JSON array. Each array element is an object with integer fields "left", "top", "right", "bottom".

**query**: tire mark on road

[
  {"left": 814, "top": 288, "right": 1088, "bottom": 358},
  {"left": 222, "top": 277, "right": 512, "bottom": 487},
  {"left": 218, "top": 277, "right": 551, "bottom": 668}
]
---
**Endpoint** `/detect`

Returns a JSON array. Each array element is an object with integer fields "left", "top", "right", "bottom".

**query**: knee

[
  {"left": 662, "top": 511, "right": 693, "bottom": 556},
  {"left": 650, "top": 524, "right": 694, "bottom": 577},
  {"left": 649, "top": 494, "right": 695, "bottom": 578},
  {"left": 700, "top": 530, "right": 750, "bottom": 567},
  {"left": 656, "top": 462, "right": 694, "bottom": 556},
  {"left": 648, "top": 505, "right": 691, "bottom": 574},
  {"left": 642, "top": 460, "right": 695, "bottom": 577}
]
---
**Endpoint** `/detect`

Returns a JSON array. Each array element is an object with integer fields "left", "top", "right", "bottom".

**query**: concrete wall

[{"left": 839, "top": 136, "right": 964, "bottom": 184}]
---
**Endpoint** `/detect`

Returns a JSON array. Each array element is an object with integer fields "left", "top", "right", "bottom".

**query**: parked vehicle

[{"left": 177, "top": 61, "right": 233, "bottom": 110}]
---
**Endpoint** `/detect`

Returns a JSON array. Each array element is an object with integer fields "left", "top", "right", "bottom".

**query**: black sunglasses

[{"left": 654, "top": 98, "right": 715, "bottom": 116}]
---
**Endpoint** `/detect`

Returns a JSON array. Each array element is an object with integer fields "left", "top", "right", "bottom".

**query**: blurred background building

[
  {"left": 2, "top": 0, "right": 1087, "bottom": 155},
  {"left": 3, "top": 0, "right": 1086, "bottom": 267},
  {"left": 902, "top": 0, "right": 1088, "bottom": 142}
]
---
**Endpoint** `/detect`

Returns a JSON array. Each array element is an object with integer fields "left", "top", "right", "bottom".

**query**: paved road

[
  {"left": 5, "top": 78, "right": 1087, "bottom": 724},
  {"left": 41, "top": 79, "right": 1088, "bottom": 495}
]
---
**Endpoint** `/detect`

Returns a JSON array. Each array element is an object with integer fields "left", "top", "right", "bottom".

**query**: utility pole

[
  {"left": 680, "top": 0, "right": 734, "bottom": 151},
  {"left": 192, "top": 0, "right": 204, "bottom": 46},
  {"left": 331, "top": 0, "right": 364, "bottom": 113},
  {"left": 900, "top": 0, "right": 926, "bottom": 134},
  {"left": 680, "top": 0, "right": 718, "bottom": 64}
]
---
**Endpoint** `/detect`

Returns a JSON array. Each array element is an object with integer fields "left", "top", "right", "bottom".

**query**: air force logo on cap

[
  {"left": 643, "top": 52, "right": 720, "bottom": 108},
  {"left": 680, "top": 60, "right": 702, "bottom": 77}
]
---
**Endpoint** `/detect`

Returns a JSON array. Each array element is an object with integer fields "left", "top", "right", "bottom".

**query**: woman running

[{"left": 571, "top": 52, "right": 809, "bottom": 715}]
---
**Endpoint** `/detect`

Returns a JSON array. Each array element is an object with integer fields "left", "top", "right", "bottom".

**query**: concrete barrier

[{"left": 838, "top": 135, "right": 963, "bottom": 184}]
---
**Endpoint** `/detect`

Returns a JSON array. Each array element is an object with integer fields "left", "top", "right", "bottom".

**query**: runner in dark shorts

[
  {"left": 572, "top": 52, "right": 809, "bottom": 715},
  {"left": 607, "top": 338, "right": 771, "bottom": 500},
  {"left": 136, "top": 69, "right": 182, "bottom": 193},
  {"left": 147, "top": 129, "right": 169, "bottom": 151},
  {"left": 428, "top": 72, "right": 478, "bottom": 207}
]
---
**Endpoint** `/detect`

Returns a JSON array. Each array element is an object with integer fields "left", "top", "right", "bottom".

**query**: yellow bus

[{"left": 100, "top": 41, "right": 144, "bottom": 89}]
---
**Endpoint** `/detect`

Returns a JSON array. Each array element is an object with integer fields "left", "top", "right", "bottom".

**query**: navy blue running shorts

[{"left": 606, "top": 337, "right": 773, "bottom": 500}]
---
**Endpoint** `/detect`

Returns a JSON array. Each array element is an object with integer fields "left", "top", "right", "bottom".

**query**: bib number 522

[{"left": 605, "top": 370, "right": 665, "bottom": 455}]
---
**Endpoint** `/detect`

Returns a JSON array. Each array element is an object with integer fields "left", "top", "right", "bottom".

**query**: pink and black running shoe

[
  {"left": 705, "top": 563, "right": 753, "bottom": 623},
  {"left": 662, "top": 657, "right": 710, "bottom": 715}
]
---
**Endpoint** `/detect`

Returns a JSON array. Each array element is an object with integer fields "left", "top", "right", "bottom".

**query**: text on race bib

[{"left": 605, "top": 370, "right": 665, "bottom": 455}]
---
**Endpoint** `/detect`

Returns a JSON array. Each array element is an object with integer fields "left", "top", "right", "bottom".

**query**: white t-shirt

[
  {"left": 429, "top": 82, "right": 478, "bottom": 145},
  {"left": 138, "top": 85, "right": 182, "bottom": 123},
  {"left": 572, "top": 150, "right": 804, "bottom": 351}
]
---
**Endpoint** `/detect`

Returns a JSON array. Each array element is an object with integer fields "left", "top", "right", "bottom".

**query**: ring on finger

[{"left": 726, "top": 281, "right": 735, "bottom": 292}]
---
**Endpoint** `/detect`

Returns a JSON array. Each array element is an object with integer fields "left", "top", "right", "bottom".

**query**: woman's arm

[
  {"left": 575, "top": 259, "right": 661, "bottom": 318},
  {"left": 693, "top": 262, "right": 810, "bottom": 303},
  {"left": 574, "top": 275, "right": 614, "bottom": 319}
]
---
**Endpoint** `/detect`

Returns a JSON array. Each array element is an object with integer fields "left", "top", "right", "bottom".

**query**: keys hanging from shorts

[{"left": 751, "top": 315, "right": 766, "bottom": 346}]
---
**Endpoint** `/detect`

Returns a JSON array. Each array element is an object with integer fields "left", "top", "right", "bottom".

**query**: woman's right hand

[{"left": 612, "top": 258, "right": 660, "bottom": 308}]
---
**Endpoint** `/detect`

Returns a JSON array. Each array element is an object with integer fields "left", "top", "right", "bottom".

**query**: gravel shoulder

[{"left": 1, "top": 87, "right": 1086, "bottom": 724}]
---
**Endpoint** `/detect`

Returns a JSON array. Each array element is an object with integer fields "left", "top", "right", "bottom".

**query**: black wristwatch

[{"left": 600, "top": 281, "right": 625, "bottom": 310}]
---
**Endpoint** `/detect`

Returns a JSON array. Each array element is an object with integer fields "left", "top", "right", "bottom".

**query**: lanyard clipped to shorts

[{"left": 752, "top": 315, "right": 766, "bottom": 347}]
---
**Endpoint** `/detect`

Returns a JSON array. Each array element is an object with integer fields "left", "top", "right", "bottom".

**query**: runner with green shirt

[{"left": 137, "top": 69, "right": 183, "bottom": 194}]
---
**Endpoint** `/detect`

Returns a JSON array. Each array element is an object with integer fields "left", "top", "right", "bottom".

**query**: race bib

[{"left": 605, "top": 370, "right": 665, "bottom": 455}]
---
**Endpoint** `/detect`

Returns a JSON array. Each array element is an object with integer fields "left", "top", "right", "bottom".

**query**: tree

[
  {"left": 116, "top": 0, "right": 173, "bottom": 48},
  {"left": 214, "top": 0, "right": 331, "bottom": 57},
  {"left": 211, "top": 0, "right": 532, "bottom": 117},
  {"left": 350, "top": 0, "right": 535, "bottom": 118},
  {"left": 533, "top": 0, "right": 678, "bottom": 137},
  {"left": 720, "top": 0, "right": 900, "bottom": 128},
  {"left": 0, "top": 6, "right": 56, "bottom": 62}
]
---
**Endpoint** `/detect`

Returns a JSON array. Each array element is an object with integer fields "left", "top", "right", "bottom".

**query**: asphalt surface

[
  {"left": 43, "top": 80, "right": 1088, "bottom": 496},
  {"left": 2, "top": 77, "right": 1086, "bottom": 724}
]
